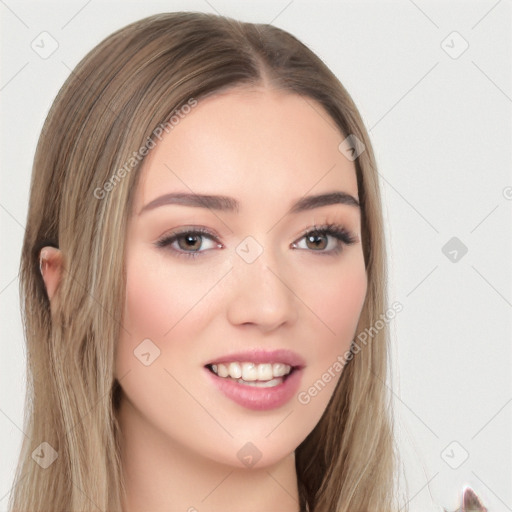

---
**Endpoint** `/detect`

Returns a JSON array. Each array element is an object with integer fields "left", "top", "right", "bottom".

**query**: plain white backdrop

[{"left": 1, "top": 1, "right": 511, "bottom": 511}]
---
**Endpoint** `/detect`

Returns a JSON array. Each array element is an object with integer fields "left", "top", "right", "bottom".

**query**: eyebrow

[{"left": 139, "top": 190, "right": 360, "bottom": 215}]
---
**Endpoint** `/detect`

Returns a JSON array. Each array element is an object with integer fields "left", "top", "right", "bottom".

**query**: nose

[{"left": 226, "top": 250, "right": 299, "bottom": 333}]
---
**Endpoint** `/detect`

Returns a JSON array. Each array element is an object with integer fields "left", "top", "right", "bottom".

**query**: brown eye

[
  {"left": 177, "top": 234, "right": 203, "bottom": 251},
  {"left": 305, "top": 233, "right": 328, "bottom": 250},
  {"left": 155, "top": 228, "right": 222, "bottom": 258},
  {"left": 291, "top": 224, "right": 357, "bottom": 255}
]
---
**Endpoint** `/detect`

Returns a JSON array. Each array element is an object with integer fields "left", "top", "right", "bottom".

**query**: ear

[{"left": 39, "top": 246, "right": 63, "bottom": 303}]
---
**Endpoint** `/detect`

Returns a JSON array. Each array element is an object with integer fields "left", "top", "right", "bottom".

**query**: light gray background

[{"left": 1, "top": 1, "right": 511, "bottom": 511}]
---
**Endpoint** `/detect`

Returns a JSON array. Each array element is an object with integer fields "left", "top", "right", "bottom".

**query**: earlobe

[{"left": 39, "top": 246, "right": 63, "bottom": 302}]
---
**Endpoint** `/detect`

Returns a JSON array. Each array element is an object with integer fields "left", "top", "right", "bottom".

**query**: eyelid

[
  {"left": 154, "top": 226, "right": 223, "bottom": 259},
  {"left": 291, "top": 223, "right": 358, "bottom": 253},
  {"left": 155, "top": 223, "right": 358, "bottom": 259}
]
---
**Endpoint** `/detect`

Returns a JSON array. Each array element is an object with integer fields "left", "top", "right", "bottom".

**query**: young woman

[{"left": 11, "top": 12, "right": 397, "bottom": 512}]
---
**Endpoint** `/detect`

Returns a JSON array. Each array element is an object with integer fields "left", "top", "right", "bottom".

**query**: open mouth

[
  {"left": 205, "top": 362, "right": 297, "bottom": 388},
  {"left": 203, "top": 351, "right": 305, "bottom": 410}
]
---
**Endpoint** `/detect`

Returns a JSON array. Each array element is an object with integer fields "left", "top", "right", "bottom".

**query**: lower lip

[{"left": 204, "top": 367, "right": 303, "bottom": 411}]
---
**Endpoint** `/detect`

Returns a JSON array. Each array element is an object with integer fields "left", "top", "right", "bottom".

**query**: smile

[
  {"left": 204, "top": 350, "right": 304, "bottom": 410},
  {"left": 207, "top": 362, "right": 293, "bottom": 387}
]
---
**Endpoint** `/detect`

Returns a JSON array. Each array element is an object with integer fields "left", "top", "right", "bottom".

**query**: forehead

[{"left": 133, "top": 87, "right": 359, "bottom": 213}]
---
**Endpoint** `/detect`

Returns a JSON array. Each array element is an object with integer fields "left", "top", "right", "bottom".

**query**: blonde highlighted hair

[{"left": 11, "top": 12, "right": 398, "bottom": 511}]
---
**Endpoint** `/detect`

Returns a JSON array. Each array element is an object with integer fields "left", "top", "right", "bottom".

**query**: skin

[{"left": 41, "top": 87, "right": 367, "bottom": 512}]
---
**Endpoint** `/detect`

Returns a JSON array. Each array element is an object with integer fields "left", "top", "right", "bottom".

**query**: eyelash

[
  {"left": 155, "top": 227, "right": 218, "bottom": 259},
  {"left": 294, "top": 223, "right": 358, "bottom": 255},
  {"left": 155, "top": 223, "right": 357, "bottom": 260}
]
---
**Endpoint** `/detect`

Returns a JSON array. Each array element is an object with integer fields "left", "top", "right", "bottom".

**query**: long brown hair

[{"left": 11, "top": 12, "right": 397, "bottom": 511}]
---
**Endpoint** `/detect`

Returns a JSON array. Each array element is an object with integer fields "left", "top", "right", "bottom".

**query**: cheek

[
  {"left": 323, "top": 266, "right": 366, "bottom": 337},
  {"left": 115, "top": 250, "right": 208, "bottom": 378},
  {"left": 300, "top": 252, "right": 368, "bottom": 354},
  {"left": 117, "top": 258, "right": 176, "bottom": 374},
  {"left": 114, "top": 250, "right": 236, "bottom": 461},
  {"left": 292, "top": 252, "right": 367, "bottom": 413},
  {"left": 119, "top": 250, "right": 225, "bottom": 346}
]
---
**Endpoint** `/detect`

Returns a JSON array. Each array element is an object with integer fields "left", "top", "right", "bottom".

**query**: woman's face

[{"left": 115, "top": 87, "right": 367, "bottom": 468}]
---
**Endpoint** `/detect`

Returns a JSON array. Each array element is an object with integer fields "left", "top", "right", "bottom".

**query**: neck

[{"left": 118, "top": 396, "right": 301, "bottom": 512}]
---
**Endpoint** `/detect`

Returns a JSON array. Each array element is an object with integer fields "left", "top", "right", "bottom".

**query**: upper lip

[{"left": 205, "top": 349, "right": 305, "bottom": 368}]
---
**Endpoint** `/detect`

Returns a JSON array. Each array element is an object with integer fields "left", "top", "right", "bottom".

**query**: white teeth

[
  {"left": 237, "top": 377, "right": 282, "bottom": 388},
  {"left": 217, "top": 364, "right": 229, "bottom": 377},
  {"left": 272, "top": 363, "right": 289, "bottom": 377},
  {"left": 228, "top": 362, "right": 242, "bottom": 379},
  {"left": 209, "top": 361, "right": 292, "bottom": 381},
  {"left": 258, "top": 363, "right": 273, "bottom": 381},
  {"left": 242, "top": 363, "right": 258, "bottom": 381}
]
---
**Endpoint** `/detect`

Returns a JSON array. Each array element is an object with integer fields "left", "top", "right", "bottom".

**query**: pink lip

[
  {"left": 204, "top": 349, "right": 306, "bottom": 367},
  {"left": 204, "top": 366, "right": 303, "bottom": 411},
  {"left": 203, "top": 349, "right": 305, "bottom": 411}
]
